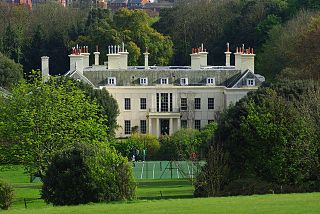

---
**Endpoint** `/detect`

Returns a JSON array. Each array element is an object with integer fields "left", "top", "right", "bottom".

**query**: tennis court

[{"left": 132, "top": 161, "right": 204, "bottom": 180}]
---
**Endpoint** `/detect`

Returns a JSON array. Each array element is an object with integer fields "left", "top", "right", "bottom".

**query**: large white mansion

[{"left": 42, "top": 43, "right": 264, "bottom": 138}]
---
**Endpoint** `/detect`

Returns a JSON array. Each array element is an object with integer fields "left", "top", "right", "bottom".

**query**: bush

[
  {"left": 41, "top": 143, "right": 136, "bottom": 205},
  {"left": 0, "top": 180, "right": 14, "bottom": 210},
  {"left": 112, "top": 134, "right": 160, "bottom": 160},
  {"left": 194, "top": 145, "right": 229, "bottom": 197}
]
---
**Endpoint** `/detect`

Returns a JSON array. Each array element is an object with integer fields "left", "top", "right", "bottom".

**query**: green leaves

[
  {"left": 0, "top": 75, "right": 109, "bottom": 176},
  {"left": 216, "top": 81, "right": 320, "bottom": 185}
]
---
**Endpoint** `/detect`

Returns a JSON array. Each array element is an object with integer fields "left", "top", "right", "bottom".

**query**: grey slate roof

[
  {"left": 83, "top": 67, "right": 242, "bottom": 87},
  {"left": 70, "top": 65, "right": 265, "bottom": 88}
]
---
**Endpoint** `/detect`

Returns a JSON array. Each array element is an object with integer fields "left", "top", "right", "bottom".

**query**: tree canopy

[
  {"left": 0, "top": 74, "right": 109, "bottom": 176},
  {"left": 0, "top": 52, "right": 23, "bottom": 90}
]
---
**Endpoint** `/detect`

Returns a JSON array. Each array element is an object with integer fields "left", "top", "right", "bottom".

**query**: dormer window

[
  {"left": 247, "top": 78, "right": 255, "bottom": 86},
  {"left": 206, "top": 77, "right": 215, "bottom": 85},
  {"left": 180, "top": 78, "right": 188, "bottom": 86},
  {"left": 108, "top": 77, "right": 116, "bottom": 85},
  {"left": 140, "top": 77, "right": 148, "bottom": 85},
  {"left": 160, "top": 78, "right": 168, "bottom": 85}
]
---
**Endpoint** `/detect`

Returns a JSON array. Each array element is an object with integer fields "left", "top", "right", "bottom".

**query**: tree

[
  {"left": 215, "top": 81, "right": 320, "bottom": 185},
  {"left": 61, "top": 77, "right": 119, "bottom": 135},
  {"left": 256, "top": 10, "right": 318, "bottom": 81},
  {"left": 0, "top": 74, "right": 109, "bottom": 177},
  {"left": 0, "top": 52, "right": 23, "bottom": 90},
  {"left": 1, "top": 24, "right": 23, "bottom": 63},
  {"left": 71, "top": 8, "right": 173, "bottom": 66},
  {"left": 41, "top": 143, "right": 136, "bottom": 205},
  {"left": 111, "top": 133, "right": 160, "bottom": 160}
]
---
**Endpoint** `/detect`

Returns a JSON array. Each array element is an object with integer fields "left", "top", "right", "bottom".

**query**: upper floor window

[
  {"left": 181, "top": 98, "right": 187, "bottom": 111},
  {"left": 206, "top": 77, "right": 215, "bottom": 85},
  {"left": 195, "top": 98, "right": 201, "bottom": 110},
  {"left": 140, "top": 98, "right": 146, "bottom": 110},
  {"left": 208, "top": 98, "right": 214, "bottom": 110},
  {"left": 247, "top": 78, "right": 255, "bottom": 86},
  {"left": 180, "top": 78, "right": 188, "bottom": 86},
  {"left": 108, "top": 77, "right": 116, "bottom": 85},
  {"left": 140, "top": 77, "right": 148, "bottom": 85},
  {"left": 160, "top": 77, "right": 168, "bottom": 85},
  {"left": 124, "top": 98, "right": 131, "bottom": 110}
]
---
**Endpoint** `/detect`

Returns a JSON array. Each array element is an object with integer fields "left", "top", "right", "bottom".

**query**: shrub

[
  {"left": 194, "top": 145, "right": 229, "bottom": 197},
  {"left": 41, "top": 143, "right": 136, "bottom": 205},
  {"left": 0, "top": 180, "right": 14, "bottom": 210},
  {"left": 112, "top": 133, "right": 160, "bottom": 160}
]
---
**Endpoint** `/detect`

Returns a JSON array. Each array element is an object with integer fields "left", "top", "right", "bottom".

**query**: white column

[
  {"left": 94, "top": 52, "right": 100, "bottom": 65},
  {"left": 148, "top": 117, "right": 152, "bottom": 135},
  {"left": 158, "top": 94, "right": 161, "bottom": 112},
  {"left": 169, "top": 118, "right": 173, "bottom": 135},
  {"left": 156, "top": 118, "right": 160, "bottom": 138},
  {"left": 177, "top": 118, "right": 181, "bottom": 130}
]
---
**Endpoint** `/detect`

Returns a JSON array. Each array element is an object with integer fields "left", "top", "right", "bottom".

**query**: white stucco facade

[{"left": 62, "top": 43, "right": 264, "bottom": 138}]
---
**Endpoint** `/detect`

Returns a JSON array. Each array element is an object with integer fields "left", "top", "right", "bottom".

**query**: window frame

[
  {"left": 208, "top": 98, "right": 215, "bottom": 110},
  {"left": 247, "top": 78, "right": 255, "bottom": 86},
  {"left": 194, "top": 98, "right": 201, "bottom": 110},
  {"left": 140, "top": 120, "right": 147, "bottom": 134},
  {"left": 140, "top": 98, "right": 147, "bottom": 110},
  {"left": 140, "top": 77, "right": 148, "bottom": 85},
  {"left": 206, "top": 77, "right": 215, "bottom": 85},
  {"left": 124, "top": 98, "right": 131, "bottom": 110},
  {"left": 180, "top": 78, "right": 188, "bottom": 86},
  {"left": 160, "top": 77, "right": 168, "bottom": 85},
  {"left": 108, "top": 77, "right": 116, "bottom": 85},
  {"left": 181, "top": 120, "right": 187, "bottom": 128},
  {"left": 124, "top": 120, "right": 131, "bottom": 135},
  {"left": 195, "top": 120, "right": 201, "bottom": 130},
  {"left": 181, "top": 98, "right": 187, "bottom": 111}
]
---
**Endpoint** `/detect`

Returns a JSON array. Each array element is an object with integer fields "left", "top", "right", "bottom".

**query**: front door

[{"left": 160, "top": 119, "right": 169, "bottom": 135}]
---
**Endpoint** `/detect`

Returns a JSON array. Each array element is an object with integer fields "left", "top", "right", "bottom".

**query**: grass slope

[
  {"left": 6, "top": 193, "right": 320, "bottom": 214},
  {"left": 1, "top": 166, "right": 319, "bottom": 214}
]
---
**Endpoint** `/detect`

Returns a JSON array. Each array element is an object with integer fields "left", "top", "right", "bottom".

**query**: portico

[{"left": 147, "top": 112, "right": 181, "bottom": 138}]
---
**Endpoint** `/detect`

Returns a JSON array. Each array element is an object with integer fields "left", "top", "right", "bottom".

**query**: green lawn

[
  {"left": 5, "top": 193, "right": 320, "bottom": 214},
  {"left": 1, "top": 165, "right": 320, "bottom": 214}
]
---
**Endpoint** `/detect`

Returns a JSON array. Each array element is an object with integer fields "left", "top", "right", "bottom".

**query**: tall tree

[
  {"left": 0, "top": 74, "right": 109, "bottom": 177},
  {"left": 0, "top": 52, "right": 23, "bottom": 90}
]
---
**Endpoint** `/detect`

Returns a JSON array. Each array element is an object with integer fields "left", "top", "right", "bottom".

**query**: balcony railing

[{"left": 148, "top": 108, "right": 180, "bottom": 113}]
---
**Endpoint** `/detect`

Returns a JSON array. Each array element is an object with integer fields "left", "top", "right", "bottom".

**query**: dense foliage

[
  {"left": 111, "top": 133, "right": 160, "bottom": 160},
  {"left": 42, "top": 143, "right": 136, "bottom": 205},
  {"left": 195, "top": 81, "right": 320, "bottom": 197},
  {"left": 0, "top": 75, "right": 109, "bottom": 177},
  {"left": 154, "top": 0, "right": 320, "bottom": 74},
  {"left": 72, "top": 8, "right": 173, "bottom": 66},
  {"left": 0, "top": 52, "right": 23, "bottom": 90},
  {"left": 0, "top": 4, "right": 172, "bottom": 76},
  {"left": 0, "top": 180, "right": 14, "bottom": 210}
]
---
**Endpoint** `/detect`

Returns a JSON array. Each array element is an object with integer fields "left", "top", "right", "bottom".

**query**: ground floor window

[
  {"left": 124, "top": 120, "right": 131, "bottom": 135},
  {"left": 195, "top": 120, "right": 201, "bottom": 130},
  {"left": 181, "top": 120, "right": 187, "bottom": 128},
  {"left": 140, "top": 120, "right": 146, "bottom": 134}
]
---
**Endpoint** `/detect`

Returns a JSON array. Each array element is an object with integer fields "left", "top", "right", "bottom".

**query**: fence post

[{"left": 24, "top": 198, "right": 27, "bottom": 209}]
